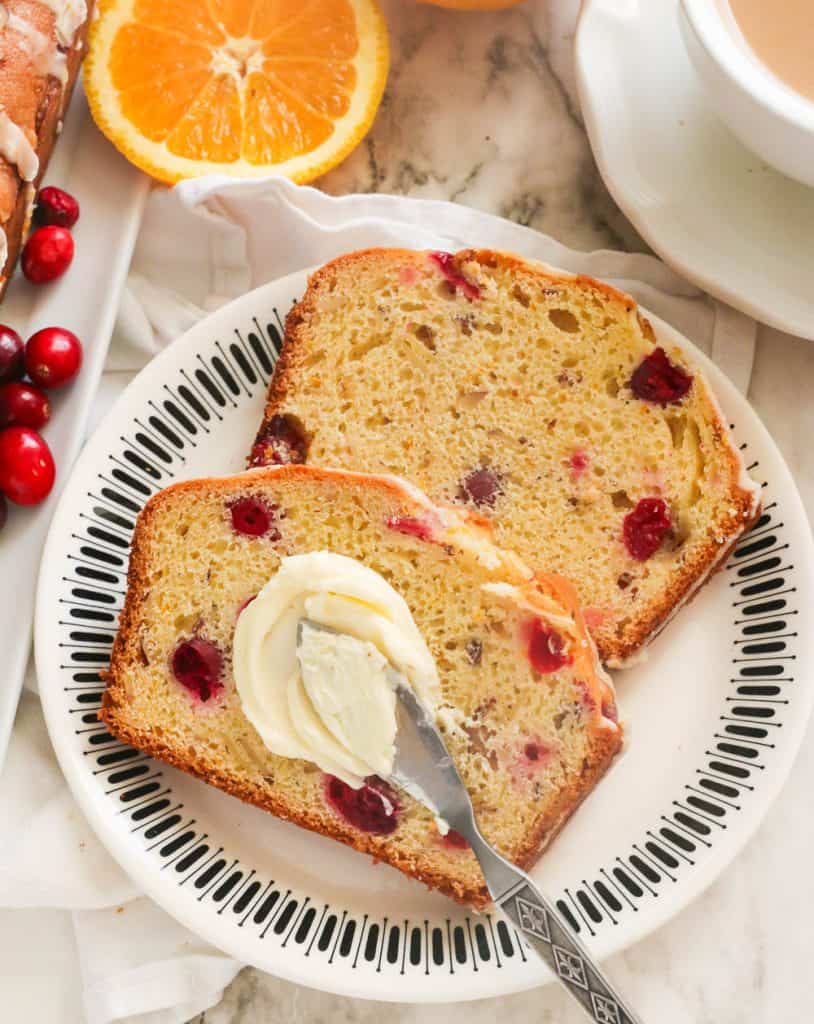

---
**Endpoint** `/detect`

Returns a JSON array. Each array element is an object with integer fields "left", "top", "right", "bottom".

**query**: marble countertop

[{"left": 4, "top": 0, "right": 814, "bottom": 1020}]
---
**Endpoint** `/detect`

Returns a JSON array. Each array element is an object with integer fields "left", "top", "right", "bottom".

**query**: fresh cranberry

[
  {"left": 0, "top": 492, "right": 6, "bottom": 531},
  {"left": 228, "top": 496, "right": 279, "bottom": 538},
  {"left": 524, "top": 619, "right": 572, "bottom": 675},
  {"left": 385, "top": 514, "right": 436, "bottom": 542},
  {"left": 25, "top": 327, "right": 82, "bottom": 389},
  {"left": 429, "top": 251, "right": 481, "bottom": 301},
  {"left": 324, "top": 775, "right": 400, "bottom": 835},
  {"left": 441, "top": 828, "right": 470, "bottom": 850},
  {"left": 623, "top": 497, "right": 671, "bottom": 561},
  {"left": 0, "top": 381, "right": 50, "bottom": 429},
  {"left": 0, "top": 426, "right": 55, "bottom": 505},
  {"left": 457, "top": 467, "right": 502, "bottom": 507},
  {"left": 630, "top": 347, "right": 693, "bottom": 405},
  {"left": 248, "top": 413, "right": 308, "bottom": 467},
  {"left": 22, "top": 226, "right": 75, "bottom": 283},
  {"left": 0, "top": 326, "right": 24, "bottom": 384},
  {"left": 35, "top": 186, "right": 80, "bottom": 229},
  {"left": 171, "top": 638, "right": 223, "bottom": 703}
]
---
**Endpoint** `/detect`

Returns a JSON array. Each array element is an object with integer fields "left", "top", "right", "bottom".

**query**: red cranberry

[
  {"left": 623, "top": 497, "right": 671, "bottom": 561},
  {"left": 457, "top": 467, "right": 502, "bottom": 507},
  {"left": 0, "top": 426, "right": 55, "bottom": 505},
  {"left": 441, "top": 828, "right": 470, "bottom": 850},
  {"left": 324, "top": 775, "right": 400, "bottom": 835},
  {"left": 25, "top": 327, "right": 82, "bottom": 389},
  {"left": 524, "top": 619, "right": 572, "bottom": 675},
  {"left": 228, "top": 496, "right": 280, "bottom": 538},
  {"left": 0, "top": 381, "right": 50, "bottom": 429},
  {"left": 0, "top": 492, "right": 6, "bottom": 531},
  {"left": 35, "top": 186, "right": 80, "bottom": 229},
  {"left": 630, "top": 347, "right": 693, "bottom": 405},
  {"left": 523, "top": 741, "right": 546, "bottom": 762},
  {"left": 171, "top": 638, "right": 223, "bottom": 703},
  {"left": 249, "top": 413, "right": 308, "bottom": 467},
  {"left": 429, "top": 251, "right": 481, "bottom": 301},
  {"left": 385, "top": 514, "right": 436, "bottom": 542},
  {"left": 22, "top": 225, "right": 75, "bottom": 283},
  {"left": 570, "top": 450, "right": 589, "bottom": 476},
  {"left": 0, "top": 326, "right": 24, "bottom": 384}
]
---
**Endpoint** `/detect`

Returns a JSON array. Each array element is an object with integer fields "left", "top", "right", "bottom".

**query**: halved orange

[{"left": 85, "top": 0, "right": 389, "bottom": 184}]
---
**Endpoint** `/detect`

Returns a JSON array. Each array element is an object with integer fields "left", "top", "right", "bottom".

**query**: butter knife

[
  {"left": 391, "top": 681, "right": 641, "bottom": 1023},
  {"left": 297, "top": 619, "right": 642, "bottom": 1022}
]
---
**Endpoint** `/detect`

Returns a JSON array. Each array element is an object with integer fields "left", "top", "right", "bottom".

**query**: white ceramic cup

[{"left": 679, "top": 0, "right": 814, "bottom": 188}]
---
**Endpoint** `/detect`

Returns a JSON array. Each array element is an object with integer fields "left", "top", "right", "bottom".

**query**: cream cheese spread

[{"left": 233, "top": 552, "right": 441, "bottom": 788}]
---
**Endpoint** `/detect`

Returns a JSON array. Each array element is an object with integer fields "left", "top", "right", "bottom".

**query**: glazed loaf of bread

[
  {"left": 251, "top": 248, "right": 761, "bottom": 666},
  {"left": 102, "top": 465, "right": 622, "bottom": 908},
  {"left": 0, "top": 0, "right": 93, "bottom": 297}
]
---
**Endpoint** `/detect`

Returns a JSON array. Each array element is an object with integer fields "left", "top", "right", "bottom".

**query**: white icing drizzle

[
  {"left": 36, "top": 0, "right": 86, "bottom": 48},
  {"left": 22, "top": 181, "right": 35, "bottom": 234},
  {"left": 0, "top": 227, "right": 7, "bottom": 272},
  {"left": 6, "top": 10, "right": 68, "bottom": 84},
  {"left": 0, "top": 110, "right": 38, "bottom": 180}
]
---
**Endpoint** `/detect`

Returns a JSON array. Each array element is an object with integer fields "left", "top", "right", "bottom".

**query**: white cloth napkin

[{"left": 0, "top": 175, "right": 757, "bottom": 1024}]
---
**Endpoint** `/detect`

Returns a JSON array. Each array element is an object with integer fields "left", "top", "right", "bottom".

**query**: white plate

[
  {"left": 0, "top": 83, "right": 147, "bottom": 769},
  {"left": 576, "top": 0, "right": 814, "bottom": 340},
  {"left": 36, "top": 269, "right": 814, "bottom": 1001}
]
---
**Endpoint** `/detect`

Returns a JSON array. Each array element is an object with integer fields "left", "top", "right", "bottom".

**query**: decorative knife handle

[{"left": 495, "top": 875, "right": 642, "bottom": 1024}]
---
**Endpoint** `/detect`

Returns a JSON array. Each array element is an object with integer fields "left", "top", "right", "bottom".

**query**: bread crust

[
  {"left": 102, "top": 465, "right": 622, "bottom": 909},
  {"left": 254, "top": 248, "right": 761, "bottom": 666},
  {"left": 0, "top": 2, "right": 93, "bottom": 298}
]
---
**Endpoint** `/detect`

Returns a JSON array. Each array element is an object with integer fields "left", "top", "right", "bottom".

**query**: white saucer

[{"left": 576, "top": 0, "right": 814, "bottom": 340}]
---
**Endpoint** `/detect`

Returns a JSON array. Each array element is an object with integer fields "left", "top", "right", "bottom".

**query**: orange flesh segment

[
  {"left": 133, "top": 0, "right": 226, "bottom": 46},
  {"left": 249, "top": 0, "right": 328, "bottom": 43},
  {"left": 207, "top": 0, "right": 248, "bottom": 37},
  {"left": 166, "top": 74, "right": 242, "bottom": 161},
  {"left": 110, "top": 25, "right": 213, "bottom": 90},
  {"left": 119, "top": 71, "right": 213, "bottom": 142},
  {"left": 242, "top": 72, "right": 333, "bottom": 164},
  {"left": 264, "top": 59, "right": 355, "bottom": 119},
  {"left": 262, "top": 1, "right": 358, "bottom": 60}
]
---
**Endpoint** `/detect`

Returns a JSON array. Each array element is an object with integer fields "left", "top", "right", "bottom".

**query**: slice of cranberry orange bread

[
  {"left": 102, "top": 465, "right": 621, "bottom": 908},
  {"left": 250, "top": 248, "right": 761, "bottom": 666}
]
